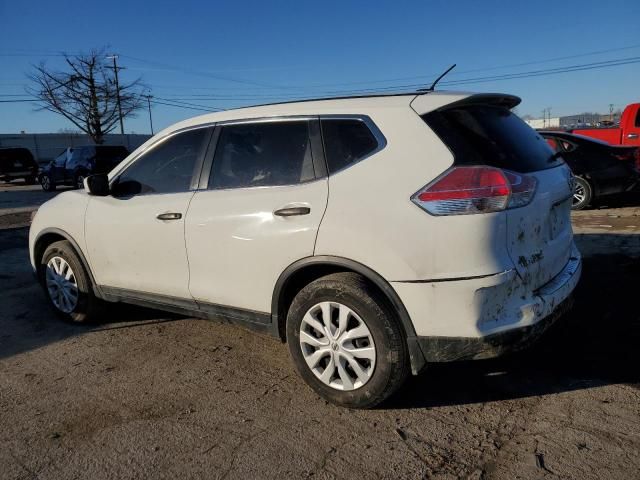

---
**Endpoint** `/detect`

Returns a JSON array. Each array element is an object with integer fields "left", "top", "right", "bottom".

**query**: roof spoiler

[
  {"left": 411, "top": 93, "right": 521, "bottom": 116},
  {"left": 439, "top": 93, "right": 521, "bottom": 110}
]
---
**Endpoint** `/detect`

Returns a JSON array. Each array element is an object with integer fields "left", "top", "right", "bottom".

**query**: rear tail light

[
  {"left": 613, "top": 149, "right": 640, "bottom": 172},
  {"left": 411, "top": 166, "right": 537, "bottom": 216}
]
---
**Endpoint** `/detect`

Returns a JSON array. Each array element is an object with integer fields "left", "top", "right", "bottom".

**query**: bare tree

[{"left": 27, "top": 49, "right": 145, "bottom": 144}]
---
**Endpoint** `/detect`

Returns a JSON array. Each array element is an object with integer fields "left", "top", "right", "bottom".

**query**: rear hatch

[{"left": 422, "top": 99, "right": 574, "bottom": 289}]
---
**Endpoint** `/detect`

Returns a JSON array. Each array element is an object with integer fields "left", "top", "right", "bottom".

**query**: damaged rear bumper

[
  {"left": 395, "top": 243, "right": 582, "bottom": 365},
  {"left": 415, "top": 295, "right": 574, "bottom": 362}
]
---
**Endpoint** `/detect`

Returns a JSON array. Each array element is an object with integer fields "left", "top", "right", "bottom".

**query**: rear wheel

[
  {"left": 40, "top": 240, "right": 101, "bottom": 323},
  {"left": 286, "top": 272, "right": 409, "bottom": 408},
  {"left": 40, "top": 174, "right": 56, "bottom": 192},
  {"left": 572, "top": 176, "right": 593, "bottom": 210}
]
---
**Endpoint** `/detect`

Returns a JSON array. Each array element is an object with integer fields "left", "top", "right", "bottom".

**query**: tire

[
  {"left": 41, "top": 174, "right": 56, "bottom": 192},
  {"left": 286, "top": 272, "right": 409, "bottom": 409},
  {"left": 74, "top": 173, "right": 87, "bottom": 190},
  {"left": 25, "top": 176, "right": 36, "bottom": 185},
  {"left": 572, "top": 176, "right": 593, "bottom": 210},
  {"left": 39, "top": 240, "right": 101, "bottom": 323}
]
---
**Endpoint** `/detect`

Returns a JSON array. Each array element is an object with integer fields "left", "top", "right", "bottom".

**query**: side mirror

[{"left": 85, "top": 173, "right": 110, "bottom": 196}]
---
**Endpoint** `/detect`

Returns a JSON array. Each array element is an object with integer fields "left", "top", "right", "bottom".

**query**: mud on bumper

[{"left": 414, "top": 249, "right": 581, "bottom": 363}]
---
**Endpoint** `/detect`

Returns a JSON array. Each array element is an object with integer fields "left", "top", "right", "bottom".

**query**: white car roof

[{"left": 160, "top": 91, "right": 476, "bottom": 134}]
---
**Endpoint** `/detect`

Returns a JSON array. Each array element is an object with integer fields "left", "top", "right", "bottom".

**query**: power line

[
  {"left": 153, "top": 96, "right": 225, "bottom": 111},
  {"left": 119, "top": 54, "right": 283, "bottom": 90},
  {"left": 149, "top": 99, "right": 217, "bottom": 112}
]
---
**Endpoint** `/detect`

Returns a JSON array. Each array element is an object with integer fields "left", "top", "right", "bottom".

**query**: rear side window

[
  {"left": 321, "top": 119, "right": 379, "bottom": 174},
  {"left": 209, "top": 121, "right": 314, "bottom": 189},
  {"left": 423, "top": 106, "right": 563, "bottom": 173}
]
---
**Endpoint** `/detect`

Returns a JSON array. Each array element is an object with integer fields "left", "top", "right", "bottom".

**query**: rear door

[
  {"left": 423, "top": 104, "right": 573, "bottom": 288},
  {"left": 626, "top": 106, "right": 640, "bottom": 146},
  {"left": 50, "top": 149, "right": 69, "bottom": 182},
  {"left": 185, "top": 118, "right": 328, "bottom": 315}
]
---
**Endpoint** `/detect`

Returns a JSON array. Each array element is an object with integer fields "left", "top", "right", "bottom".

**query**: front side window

[
  {"left": 113, "top": 128, "right": 208, "bottom": 196},
  {"left": 209, "top": 121, "right": 314, "bottom": 189},
  {"left": 321, "top": 119, "right": 379, "bottom": 174}
]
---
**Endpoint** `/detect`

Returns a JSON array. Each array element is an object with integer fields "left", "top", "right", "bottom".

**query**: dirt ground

[{"left": 1, "top": 183, "right": 639, "bottom": 480}]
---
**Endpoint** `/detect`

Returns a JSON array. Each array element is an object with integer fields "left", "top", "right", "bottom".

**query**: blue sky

[{"left": 1, "top": 0, "right": 639, "bottom": 134}]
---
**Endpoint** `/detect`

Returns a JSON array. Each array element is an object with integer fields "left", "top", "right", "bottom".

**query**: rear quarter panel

[{"left": 315, "top": 107, "right": 513, "bottom": 282}]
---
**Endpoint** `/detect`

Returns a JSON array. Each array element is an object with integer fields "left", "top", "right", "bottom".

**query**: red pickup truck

[{"left": 570, "top": 103, "right": 640, "bottom": 146}]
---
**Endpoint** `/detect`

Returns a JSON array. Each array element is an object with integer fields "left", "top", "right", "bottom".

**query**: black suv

[
  {"left": 0, "top": 147, "right": 39, "bottom": 184},
  {"left": 40, "top": 145, "right": 129, "bottom": 191}
]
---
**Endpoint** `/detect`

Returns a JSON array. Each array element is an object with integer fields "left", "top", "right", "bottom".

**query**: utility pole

[
  {"left": 542, "top": 109, "right": 547, "bottom": 128},
  {"left": 146, "top": 94, "right": 154, "bottom": 135},
  {"left": 546, "top": 107, "right": 552, "bottom": 127},
  {"left": 609, "top": 103, "right": 614, "bottom": 121},
  {"left": 106, "top": 54, "right": 125, "bottom": 135}
]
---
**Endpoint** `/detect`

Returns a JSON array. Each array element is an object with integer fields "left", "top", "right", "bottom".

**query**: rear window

[
  {"left": 321, "top": 119, "right": 379, "bottom": 174},
  {"left": 0, "top": 148, "right": 34, "bottom": 166},
  {"left": 422, "top": 106, "right": 563, "bottom": 173}
]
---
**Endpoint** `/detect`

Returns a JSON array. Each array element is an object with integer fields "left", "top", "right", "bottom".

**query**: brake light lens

[{"left": 412, "top": 166, "right": 537, "bottom": 216}]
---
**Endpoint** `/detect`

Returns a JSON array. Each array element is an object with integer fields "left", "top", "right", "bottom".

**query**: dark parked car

[
  {"left": 40, "top": 145, "right": 129, "bottom": 191},
  {"left": 0, "top": 147, "right": 39, "bottom": 184},
  {"left": 540, "top": 131, "right": 640, "bottom": 209}
]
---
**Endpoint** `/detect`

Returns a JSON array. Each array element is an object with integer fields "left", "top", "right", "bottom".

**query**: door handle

[
  {"left": 273, "top": 206, "right": 311, "bottom": 217},
  {"left": 156, "top": 212, "right": 182, "bottom": 221},
  {"left": 627, "top": 133, "right": 638, "bottom": 139}
]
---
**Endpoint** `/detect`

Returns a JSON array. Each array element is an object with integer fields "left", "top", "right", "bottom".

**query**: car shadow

[
  {"left": 388, "top": 249, "right": 640, "bottom": 409},
  {"left": 0, "top": 227, "right": 187, "bottom": 361}
]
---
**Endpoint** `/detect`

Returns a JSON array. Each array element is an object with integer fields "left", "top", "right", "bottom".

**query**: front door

[{"left": 85, "top": 127, "right": 212, "bottom": 301}]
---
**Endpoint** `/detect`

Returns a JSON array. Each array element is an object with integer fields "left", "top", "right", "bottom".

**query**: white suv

[{"left": 29, "top": 91, "right": 581, "bottom": 408}]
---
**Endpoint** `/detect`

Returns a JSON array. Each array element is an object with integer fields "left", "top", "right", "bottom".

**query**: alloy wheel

[
  {"left": 573, "top": 182, "right": 586, "bottom": 206},
  {"left": 299, "top": 301, "right": 376, "bottom": 391},
  {"left": 45, "top": 256, "right": 79, "bottom": 313}
]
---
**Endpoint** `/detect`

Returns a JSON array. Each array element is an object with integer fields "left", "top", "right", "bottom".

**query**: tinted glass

[
  {"left": 113, "top": 128, "right": 207, "bottom": 196},
  {"left": 53, "top": 151, "right": 67, "bottom": 167},
  {"left": 321, "top": 119, "right": 378, "bottom": 174},
  {"left": 423, "top": 106, "right": 563, "bottom": 173},
  {"left": 209, "top": 121, "right": 314, "bottom": 189}
]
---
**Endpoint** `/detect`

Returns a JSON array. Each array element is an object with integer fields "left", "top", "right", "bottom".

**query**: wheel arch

[
  {"left": 34, "top": 228, "right": 102, "bottom": 298},
  {"left": 272, "top": 256, "right": 426, "bottom": 374}
]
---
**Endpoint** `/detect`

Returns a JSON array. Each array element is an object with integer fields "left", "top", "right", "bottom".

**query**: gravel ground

[{"left": 0, "top": 184, "right": 639, "bottom": 479}]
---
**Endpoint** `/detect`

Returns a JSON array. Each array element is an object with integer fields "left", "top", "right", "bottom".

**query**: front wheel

[
  {"left": 286, "top": 272, "right": 409, "bottom": 408},
  {"left": 40, "top": 174, "right": 56, "bottom": 192},
  {"left": 40, "top": 240, "right": 101, "bottom": 323},
  {"left": 572, "top": 176, "right": 593, "bottom": 210}
]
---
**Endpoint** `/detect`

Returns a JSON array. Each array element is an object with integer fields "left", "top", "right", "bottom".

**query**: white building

[{"left": 524, "top": 117, "right": 560, "bottom": 129}]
